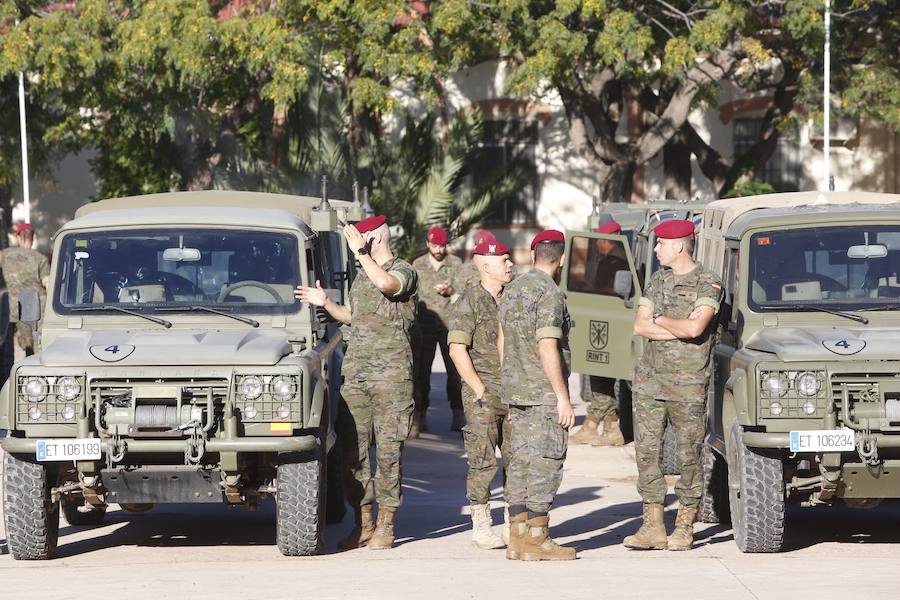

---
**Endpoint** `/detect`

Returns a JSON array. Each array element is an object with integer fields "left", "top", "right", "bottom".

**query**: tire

[
  {"left": 3, "top": 453, "right": 60, "bottom": 560},
  {"left": 661, "top": 423, "right": 678, "bottom": 475},
  {"left": 61, "top": 496, "right": 107, "bottom": 526},
  {"left": 276, "top": 448, "right": 326, "bottom": 556},
  {"left": 615, "top": 380, "right": 634, "bottom": 443},
  {"left": 698, "top": 443, "right": 730, "bottom": 524},
  {"left": 727, "top": 421, "right": 785, "bottom": 552}
]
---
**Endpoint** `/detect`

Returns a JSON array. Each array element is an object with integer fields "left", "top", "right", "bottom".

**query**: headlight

[
  {"left": 276, "top": 405, "right": 291, "bottom": 420},
  {"left": 28, "top": 406, "right": 43, "bottom": 421},
  {"left": 24, "top": 377, "right": 48, "bottom": 402},
  {"left": 796, "top": 372, "right": 821, "bottom": 396},
  {"left": 271, "top": 376, "right": 295, "bottom": 401},
  {"left": 765, "top": 373, "right": 789, "bottom": 397},
  {"left": 243, "top": 404, "right": 258, "bottom": 420},
  {"left": 61, "top": 405, "right": 77, "bottom": 421},
  {"left": 769, "top": 401, "right": 784, "bottom": 416},
  {"left": 802, "top": 401, "right": 817, "bottom": 415},
  {"left": 239, "top": 376, "right": 263, "bottom": 400},
  {"left": 57, "top": 376, "right": 81, "bottom": 401}
]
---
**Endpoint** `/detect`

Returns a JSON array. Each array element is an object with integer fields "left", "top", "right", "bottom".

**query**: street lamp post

[{"left": 17, "top": 19, "right": 31, "bottom": 223}]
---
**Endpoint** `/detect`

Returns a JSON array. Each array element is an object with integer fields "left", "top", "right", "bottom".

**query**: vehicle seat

[
  {"left": 751, "top": 280, "right": 767, "bottom": 303},
  {"left": 118, "top": 284, "right": 168, "bottom": 303},
  {"left": 876, "top": 275, "right": 900, "bottom": 298}
]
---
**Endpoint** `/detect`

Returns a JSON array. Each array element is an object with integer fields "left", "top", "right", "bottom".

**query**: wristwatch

[
  {"left": 652, "top": 313, "right": 661, "bottom": 324},
  {"left": 357, "top": 246, "right": 369, "bottom": 256}
]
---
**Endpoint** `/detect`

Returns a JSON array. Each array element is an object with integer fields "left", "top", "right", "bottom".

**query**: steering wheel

[{"left": 217, "top": 280, "right": 284, "bottom": 304}]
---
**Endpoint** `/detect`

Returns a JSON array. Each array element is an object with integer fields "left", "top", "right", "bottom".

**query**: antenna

[{"left": 317, "top": 175, "right": 333, "bottom": 211}]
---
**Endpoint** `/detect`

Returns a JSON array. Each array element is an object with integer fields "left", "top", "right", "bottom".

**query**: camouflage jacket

[
  {"left": 0, "top": 247, "right": 50, "bottom": 322},
  {"left": 499, "top": 269, "right": 570, "bottom": 407},
  {"left": 412, "top": 253, "right": 461, "bottom": 331},
  {"left": 447, "top": 282, "right": 504, "bottom": 412},
  {"left": 342, "top": 257, "right": 418, "bottom": 382},
  {"left": 632, "top": 263, "right": 722, "bottom": 400},
  {"left": 451, "top": 260, "right": 480, "bottom": 301}
]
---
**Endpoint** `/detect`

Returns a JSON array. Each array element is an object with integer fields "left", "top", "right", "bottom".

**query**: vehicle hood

[
  {"left": 38, "top": 330, "right": 291, "bottom": 367},
  {"left": 744, "top": 326, "right": 896, "bottom": 362}
]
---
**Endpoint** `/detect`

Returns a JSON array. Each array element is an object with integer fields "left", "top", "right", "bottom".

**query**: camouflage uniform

[
  {"left": 580, "top": 374, "right": 617, "bottom": 419},
  {"left": 0, "top": 247, "right": 50, "bottom": 355},
  {"left": 338, "top": 257, "right": 418, "bottom": 509},
  {"left": 499, "top": 270, "right": 571, "bottom": 514},
  {"left": 632, "top": 264, "right": 721, "bottom": 507},
  {"left": 447, "top": 283, "right": 509, "bottom": 504},
  {"left": 411, "top": 254, "right": 462, "bottom": 415},
  {"left": 452, "top": 260, "right": 481, "bottom": 299}
]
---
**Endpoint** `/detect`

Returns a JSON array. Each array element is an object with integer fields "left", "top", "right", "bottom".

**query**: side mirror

[
  {"left": 613, "top": 270, "right": 633, "bottom": 300},
  {"left": 19, "top": 290, "right": 41, "bottom": 324}
]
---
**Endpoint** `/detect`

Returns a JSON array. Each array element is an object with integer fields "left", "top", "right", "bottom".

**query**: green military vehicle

[
  {"left": 564, "top": 201, "right": 706, "bottom": 472},
  {"left": 0, "top": 190, "right": 361, "bottom": 559},
  {"left": 692, "top": 191, "right": 900, "bottom": 552}
]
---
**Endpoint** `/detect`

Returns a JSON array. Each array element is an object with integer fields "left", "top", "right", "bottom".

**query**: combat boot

[
  {"left": 470, "top": 503, "right": 504, "bottom": 549},
  {"left": 338, "top": 504, "right": 375, "bottom": 550},
  {"left": 667, "top": 505, "right": 698, "bottom": 551},
  {"left": 368, "top": 506, "right": 396, "bottom": 550},
  {"left": 569, "top": 414, "right": 601, "bottom": 445},
  {"left": 623, "top": 503, "right": 668, "bottom": 550},
  {"left": 501, "top": 506, "right": 510, "bottom": 545},
  {"left": 521, "top": 516, "right": 576, "bottom": 561},
  {"left": 408, "top": 410, "right": 424, "bottom": 439},
  {"left": 451, "top": 409, "right": 466, "bottom": 432},
  {"left": 505, "top": 512, "right": 528, "bottom": 560},
  {"left": 592, "top": 416, "right": 625, "bottom": 447}
]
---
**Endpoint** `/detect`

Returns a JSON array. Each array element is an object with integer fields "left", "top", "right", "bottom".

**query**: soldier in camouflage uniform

[
  {"left": 411, "top": 226, "right": 463, "bottom": 436},
  {"left": 570, "top": 221, "right": 628, "bottom": 447},
  {"left": 294, "top": 214, "right": 417, "bottom": 551},
  {"left": 450, "top": 230, "right": 496, "bottom": 303},
  {"left": 0, "top": 223, "right": 50, "bottom": 356},
  {"left": 499, "top": 229, "right": 576, "bottom": 561},
  {"left": 447, "top": 240, "right": 514, "bottom": 549},
  {"left": 623, "top": 220, "right": 721, "bottom": 552}
]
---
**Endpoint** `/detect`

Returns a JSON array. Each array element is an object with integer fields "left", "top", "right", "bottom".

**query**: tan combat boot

[
  {"left": 368, "top": 506, "right": 396, "bottom": 550},
  {"left": 521, "top": 516, "right": 576, "bottom": 561},
  {"left": 501, "top": 506, "right": 510, "bottom": 545},
  {"left": 450, "top": 409, "right": 466, "bottom": 432},
  {"left": 592, "top": 416, "right": 625, "bottom": 447},
  {"left": 470, "top": 504, "right": 504, "bottom": 549},
  {"left": 623, "top": 503, "right": 668, "bottom": 550},
  {"left": 408, "top": 410, "right": 424, "bottom": 439},
  {"left": 569, "top": 414, "right": 601, "bottom": 445},
  {"left": 505, "top": 512, "right": 528, "bottom": 560},
  {"left": 338, "top": 504, "right": 375, "bottom": 550},
  {"left": 667, "top": 505, "right": 698, "bottom": 551}
]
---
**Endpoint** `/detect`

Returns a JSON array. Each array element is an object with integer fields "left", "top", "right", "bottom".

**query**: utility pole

[
  {"left": 17, "top": 19, "right": 31, "bottom": 223},
  {"left": 823, "top": 0, "right": 831, "bottom": 192}
]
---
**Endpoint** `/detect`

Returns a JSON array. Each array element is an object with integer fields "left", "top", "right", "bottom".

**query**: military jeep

[
  {"left": 694, "top": 191, "right": 900, "bottom": 552},
  {"left": 0, "top": 190, "right": 361, "bottom": 559}
]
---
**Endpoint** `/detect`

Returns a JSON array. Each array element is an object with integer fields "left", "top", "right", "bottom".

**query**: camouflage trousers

[
  {"left": 633, "top": 393, "right": 706, "bottom": 506},
  {"left": 338, "top": 378, "right": 415, "bottom": 509},
  {"left": 412, "top": 327, "right": 462, "bottom": 412},
  {"left": 462, "top": 387, "right": 509, "bottom": 505},
  {"left": 505, "top": 404, "right": 568, "bottom": 514},
  {"left": 580, "top": 374, "right": 617, "bottom": 419}
]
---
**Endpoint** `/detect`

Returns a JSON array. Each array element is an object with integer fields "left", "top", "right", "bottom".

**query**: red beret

[
  {"left": 16, "top": 222, "right": 34, "bottom": 235},
  {"left": 354, "top": 214, "right": 387, "bottom": 234},
  {"left": 427, "top": 226, "right": 448, "bottom": 245},
  {"left": 530, "top": 229, "right": 565, "bottom": 251},
  {"left": 473, "top": 230, "right": 496, "bottom": 245},
  {"left": 473, "top": 241, "right": 511, "bottom": 256},
  {"left": 595, "top": 221, "right": 622, "bottom": 235},
  {"left": 655, "top": 219, "right": 694, "bottom": 240}
]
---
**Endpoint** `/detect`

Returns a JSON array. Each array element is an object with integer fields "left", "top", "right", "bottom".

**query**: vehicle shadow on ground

[{"left": 781, "top": 500, "right": 900, "bottom": 551}]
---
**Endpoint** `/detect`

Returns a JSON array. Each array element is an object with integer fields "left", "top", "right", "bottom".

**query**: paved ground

[{"left": 3, "top": 362, "right": 900, "bottom": 599}]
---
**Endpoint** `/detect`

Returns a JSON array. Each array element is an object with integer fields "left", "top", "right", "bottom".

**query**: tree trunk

[
  {"left": 598, "top": 162, "right": 637, "bottom": 205},
  {"left": 664, "top": 132, "right": 692, "bottom": 199}
]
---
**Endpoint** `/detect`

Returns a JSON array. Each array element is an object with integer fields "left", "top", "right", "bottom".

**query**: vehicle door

[{"left": 562, "top": 231, "right": 640, "bottom": 380}]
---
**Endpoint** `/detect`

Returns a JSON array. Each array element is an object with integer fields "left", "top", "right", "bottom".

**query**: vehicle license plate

[
  {"left": 36, "top": 439, "right": 102, "bottom": 462},
  {"left": 789, "top": 429, "right": 856, "bottom": 453}
]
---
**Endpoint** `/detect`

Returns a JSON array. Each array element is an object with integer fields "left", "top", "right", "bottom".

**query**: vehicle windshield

[
  {"left": 748, "top": 225, "right": 900, "bottom": 312},
  {"left": 54, "top": 228, "right": 301, "bottom": 315}
]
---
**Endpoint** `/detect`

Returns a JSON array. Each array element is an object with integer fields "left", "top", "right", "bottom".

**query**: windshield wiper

[
  {"left": 72, "top": 306, "right": 172, "bottom": 328},
  {"left": 157, "top": 306, "right": 259, "bottom": 328},
  {"left": 757, "top": 304, "right": 869, "bottom": 325},
  {"left": 860, "top": 304, "right": 900, "bottom": 312}
]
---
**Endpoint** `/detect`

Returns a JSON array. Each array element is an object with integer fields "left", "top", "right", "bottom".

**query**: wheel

[
  {"left": 276, "top": 448, "right": 326, "bottom": 556},
  {"left": 615, "top": 380, "right": 634, "bottom": 443},
  {"left": 61, "top": 496, "right": 107, "bottom": 526},
  {"left": 698, "top": 443, "right": 730, "bottom": 524},
  {"left": 3, "top": 453, "right": 60, "bottom": 560},
  {"left": 727, "top": 421, "right": 785, "bottom": 552},
  {"left": 661, "top": 422, "right": 678, "bottom": 475}
]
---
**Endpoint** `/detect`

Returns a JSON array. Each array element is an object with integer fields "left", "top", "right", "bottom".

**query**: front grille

[
  {"left": 831, "top": 372, "right": 900, "bottom": 430},
  {"left": 16, "top": 375, "right": 85, "bottom": 424}
]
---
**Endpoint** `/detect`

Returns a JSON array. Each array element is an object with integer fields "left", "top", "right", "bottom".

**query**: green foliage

[{"left": 723, "top": 178, "right": 775, "bottom": 198}]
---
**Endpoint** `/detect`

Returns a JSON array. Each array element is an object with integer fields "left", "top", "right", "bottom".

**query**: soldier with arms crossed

[
  {"left": 294, "top": 215, "right": 418, "bottom": 550},
  {"left": 499, "top": 230, "right": 576, "bottom": 561},
  {"left": 447, "top": 240, "right": 515, "bottom": 549},
  {"left": 624, "top": 219, "right": 721, "bottom": 551}
]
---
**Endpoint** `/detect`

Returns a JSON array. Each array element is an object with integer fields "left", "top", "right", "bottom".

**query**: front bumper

[{"left": 0, "top": 434, "right": 317, "bottom": 455}]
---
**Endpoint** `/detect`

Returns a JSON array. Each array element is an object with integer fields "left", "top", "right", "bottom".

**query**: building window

[
  {"left": 474, "top": 120, "right": 539, "bottom": 224},
  {"left": 733, "top": 118, "right": 801, "bottom": 192}
]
